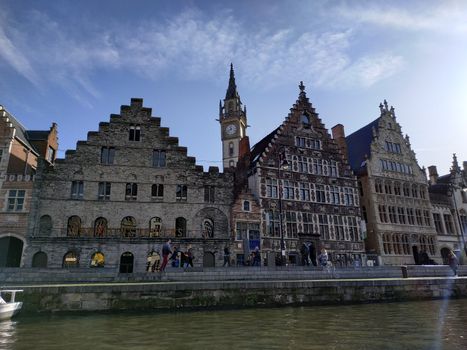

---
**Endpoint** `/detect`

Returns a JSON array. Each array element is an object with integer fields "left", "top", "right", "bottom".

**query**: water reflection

[
  {"left": 3, "top": 299, "right": 467, "bottom": 350},
  {"left": 0, "top": 320, "right": 17, "bottom": 348}
]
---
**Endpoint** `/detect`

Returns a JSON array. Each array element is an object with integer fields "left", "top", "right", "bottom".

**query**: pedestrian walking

[
  {"left": 252, "top": 246, "right": 261, "bottom": 266},
  {"left": 223, "top": 246, "right": 231, "bottom": 267},
  {"left": 184, "top": 244, "right": 194, "bottom": 270},
  {"left": 160, "top": 239, "right": 172, "bottom": 272},
  {"left": 300, "top": 243, "right": 309, "bottom": 266},
  {"left": 448, "top": 250, "right": 459, "bottom": 277}
]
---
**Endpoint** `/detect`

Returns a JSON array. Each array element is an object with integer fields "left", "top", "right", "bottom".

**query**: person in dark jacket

[
  {"left": 223, "top": 246, "right": 231, "bottom": 267},
  {"left": 183, "top": 245, "right": 194, "bottom": 270},
  {"left": 252, "top": 246, "right": 261, "bottom": 266}
]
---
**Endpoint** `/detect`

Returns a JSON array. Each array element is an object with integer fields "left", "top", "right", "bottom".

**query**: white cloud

[
  {"left": 0, "top": 25, "right": 40, "bottom": 86},
  {"left": 0, "top": 6, "right": 406, "bottom": 103},
  {"left": 335, "top": 2, "right": 467, "bottom": 34}
]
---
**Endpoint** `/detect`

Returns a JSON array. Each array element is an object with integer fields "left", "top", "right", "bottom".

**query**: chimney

[
  {"left": 428, "top": 165, "right": 438, "bottom": 185},
  {"left": 331, "top": 124, "right": 348, "bottom": 162}
]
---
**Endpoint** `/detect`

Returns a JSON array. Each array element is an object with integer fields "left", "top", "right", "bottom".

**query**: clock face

[{"left": 225, "top": 124, "right": 237, "bottom": 135}]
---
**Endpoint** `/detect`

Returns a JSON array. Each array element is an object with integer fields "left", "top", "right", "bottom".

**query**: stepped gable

[
  {"left": 250, "top": 81, "right": 342, "bottom": 169},
  {"left": 0, "top": 107, "right": 38, "bottom": 153},
  {"left": 57, "top": 98, "right": 223, "bottom": 176}
]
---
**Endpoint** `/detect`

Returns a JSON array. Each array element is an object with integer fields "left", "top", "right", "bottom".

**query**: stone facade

[
  {"left": 0, "top": 105, "right": 57, "bottom": 267},
  {"left": 242, "top": 83, "right": 365, "bottom": 266},
  {"left": 428, "top": 155, "right": 467, "bottom": 264},
  {"left": 336, "top": 101, "right": 439, "bottom": 265},
  {"left": 24, "top": 98, "right": 234, "bottom": 271}
]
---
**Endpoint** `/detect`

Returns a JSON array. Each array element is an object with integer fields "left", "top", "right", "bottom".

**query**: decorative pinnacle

[
  {"left": 299, "top": 81, "right": 305, "bottom": 92},
  {"left": 225, "top": 63, "right": 239, "bottom": 100}
]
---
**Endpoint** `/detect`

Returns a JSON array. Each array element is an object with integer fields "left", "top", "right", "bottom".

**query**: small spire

[
  {"left": 379, "top": 102, "right": 384, "bottom": 114},
  {"left": 219, "top": 100, "right": 222, "bottom": 117},
  {"left": 383, "top": 99, "right": 388, "bottom": 111},
  {"left": 225, "top": 63, "right": 238, "bottom": 100}
]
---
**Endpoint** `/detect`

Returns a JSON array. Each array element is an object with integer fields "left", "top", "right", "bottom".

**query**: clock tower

[{"left": 219, "top": 63, "right": 247, "bottom": 169}]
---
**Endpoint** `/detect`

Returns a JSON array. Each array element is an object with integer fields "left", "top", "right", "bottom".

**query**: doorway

[
  {"left": 0, "top": 236, "right": 24, "bottom": 267},
  {"left": 203, "top": 252, "right": 215, "bottom": 268},
  {"left": 412, "top": 245, "right": 419, "bottom": 265},
  {"left": 119, "top": 252, "right": 134, "bottom": 273}
]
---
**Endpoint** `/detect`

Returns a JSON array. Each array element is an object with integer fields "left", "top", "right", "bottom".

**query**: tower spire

[{"left": 225, "top": 63, "right": 239, "bottom": 100}]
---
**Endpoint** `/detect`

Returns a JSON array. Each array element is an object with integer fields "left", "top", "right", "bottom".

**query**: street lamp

[
  {"left": 277, "top": 149, "right": 289, "bottom": 266},
  {"left": 447, "top": 182, "right": 467, "bottom": 256}
]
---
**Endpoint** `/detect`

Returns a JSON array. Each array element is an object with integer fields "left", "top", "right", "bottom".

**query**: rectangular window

[
  {"left": 129, "top": 124, "right": 141, "bottom": 141},
  {"left": 283, "top": 180, "right": 295, "bottom": 200},
  {"left": 125, "top": 183, "right": 138, "bottom": 200},
  {"left": 415, "top": 209, "right": 423, "bottom": 225},
  {"left": 444, "top": 214, "right": 455, "bottom": 234},
  {"left": 344, "top": 188, "right": 354, "bottom": 206},
  {"left": 71, "top": 181, "right": 84, "bottom": 199},
  {"left": 333, "top": 215, "right": 345, "bottom": 240},
  {"left": 433, "top": 213, "right": 443, "bottom": 233},
  {"left": 298, "top": 156, "right": 308, "bottom": 173},
  {"left": 295, "top": 136, "right": 321, "bottom": 150},
  {"left": 302, "top": 212, "right": 313, "bottom": 234},
  {"left": 151, "top": 184, "right": 164, "bottom": 199},
  {"left": 315, "top": 185, "right": 326, "bottom": 203},
  {"left": 236, "top": 222, "right": 248, "bottom": 241},
  {"left": 299, "top": 183, "right": 310, "bottom": 201},
  {"left": 348, "top": 216, "right": 359, "bottom": 241},
  {"left": 330, "top": 186, "right": 340, "bottom": 205},
  {"left": 407, "top": 208, "right": 415, "bottom": 225},
  {"left": 98, "top": 182, "right": 111, "bottom": 200},
  {"left": 285, "top": 211, "right": 298, "bottom": 238},
  {"left": 388, "top": 206, "right": 397, "bottom": 223},
  {"left": 7, "top": 189, "right": 25, "bottom": 211},
  {"left": 329, "top": 161, "right": 338, "bottom": 177},
  {"left": 378, "top": 205, "right": 388, "bottom": 223},
  {"left": 101, "top": 147, "right": 115, "bottom": 165},
  {"left": 0, "top": 149, "right": 3, "bottom": 163},
  {"left": 397, "top": 207, "right": 406, "bottom": 224},
  {"left": 152, "top": 149, "right": 166, "bottom": 167},
  {"left": 204, "top": 186, "right": 215, "bottom": 203},
  {"left": 266, "top": 178, "right": 278, "bottom": 198},
  {"left": 266, "top": 210, "right": 280, "bottom": 237},
  {"left": 423, "top": 210, "right": 431, "bottom": 226},
  {"left": 318, "top": 214, "right": 329, "bottom": 240},
  {"left": 176, "top": 184, "right": 187, "bottom": 201},
  {"left": 312, "top": 159, "right": 323, "bottom": 175}
]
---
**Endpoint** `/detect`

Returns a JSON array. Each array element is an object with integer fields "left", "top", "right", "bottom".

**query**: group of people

[{"left": 160, "top": 239, "right": 194, "bottom": 272}]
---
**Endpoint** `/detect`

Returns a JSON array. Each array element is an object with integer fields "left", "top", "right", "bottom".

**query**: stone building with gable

[
  {"left": 0, "top": 105, "right": 57, "bottom": 267},
  {"left": 24, "top": 98, "right": 233, "bottom": 271},
  {"left": 428, "top": 155, "right": 467, "bottom": 264},
  {"left": 333, "top": 101, "right": 439, "bottom": 265},
  {"left": 226, "top": 79, "right": 365, "bottom": 266}
]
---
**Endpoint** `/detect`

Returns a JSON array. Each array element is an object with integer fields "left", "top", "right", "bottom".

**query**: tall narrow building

[
  {"left": 335, "top": 101, "right": 439, "bottom": 265},
  {"left": 219, "top": 64, "right": 247, "bottom": 170},
  {"left": 238, "top": 82, "right": 365, "bottom": 266}
]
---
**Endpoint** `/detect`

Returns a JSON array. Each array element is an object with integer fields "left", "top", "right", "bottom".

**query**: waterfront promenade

[{"left": 1, "top": 265, "right": 466, "bottom": 314}]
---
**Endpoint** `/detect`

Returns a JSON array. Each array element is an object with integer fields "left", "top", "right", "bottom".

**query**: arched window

[
  {"left": 243, "top": 200, "right": 251, "bottom": 212},
  {"left": 375, "top": 180, "right": 383, "bottom": 193},
  {"left": 94, "top": 217, "right": 107, "bottom": 237},
  {"left": 384, "top": 181, "right": 392, "bottom": 194},
  {"left": 229, "top": 142, "right": 234, "bottom": 156},
  {"left": 90, "top": 252, "right": 105, "bottom": 267},
  {"left": 393, "top": 182, "right": 401, "bottom": 196},
  {"left": 412, "top": 184, "right": 419, "bottom": 198},
  {"left": 39, "top": 215, "right": 52, "bottom": 236},
  {"left": 202, "top": 218, "right": 214, "bottom": 238},
  {"left": 121, "top": 216, "right": 136, "bottom": 237},
  {"left": 63, "top": 251, "right": 79, "bottom": 268},
  {"left": 32, "top": 251, "right": 47, "bottom": 268},
  {"left": 67, "top": 216, "right": 81, "bottom": 237},
  {"left": 403, "top": 183, "right": 410, "bottom": 197},
  {"left": 175, "top": 217, "right": 186, "bottom": 237},
  {"left": 300, "top": 113, "right": 310, "bottom": 126},
  {"left": 402, "top": 235, "right": 410, "bottom": 255},
  {"left": 149, "top": 217, "right": 162, "bottom": 237}
]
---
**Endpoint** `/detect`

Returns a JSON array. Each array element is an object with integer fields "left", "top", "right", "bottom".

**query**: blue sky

[{"left": 0, "top": 0, "right": 466, "bottom": 174}]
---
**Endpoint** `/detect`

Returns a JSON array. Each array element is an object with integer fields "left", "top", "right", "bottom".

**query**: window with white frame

[
  {"left": 7, "top": 189, "right": 25, "bottom": 211},
  {"left": 330, "top": 186, "right": 340, "bottom": 205},
  {"left": 316, "top": 185, "right": 326, "bottom": 203},
  {"left": 285, "top": 211, "right": 298, "bottom": 238},
  {"left": 302, "top": 212, "right": 313, "bottom": 234},
  {"left": 329, "top": 161, "right": 338, "bottom": 177},
  {"left": 283, "top": 180, "right": 296, "bottom": 200},
  {"left": 98, "top": 182, "right": 111, "bottom": 200},
  {"left": 299, "top": 183, "right": 310, "bottom": 201},
  {"left": 266, "top": 178, "right": 278, "bottom": 198},
  {"left": 266, "top": 210, "right": 280, "bottom": 237},
  {"left": 176, "top": 184, "right": 187, "bottom": 201}
]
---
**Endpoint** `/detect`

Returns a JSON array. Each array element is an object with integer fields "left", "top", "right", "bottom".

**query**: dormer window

[
  {"left": 129, "top": 124, "right": 141, "bottom": 141},
  {"left": 243, "top": 200, "right": 251, "bottom": 212}
]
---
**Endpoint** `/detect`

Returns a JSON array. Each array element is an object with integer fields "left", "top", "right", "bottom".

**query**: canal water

[{"left": 1, "top": 299, "right": 467, "bottom": 350}]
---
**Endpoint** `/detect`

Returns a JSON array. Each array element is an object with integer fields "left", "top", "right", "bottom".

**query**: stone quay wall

[{"left": 1, "top": 266, "right": 467, "bottom": 314}]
